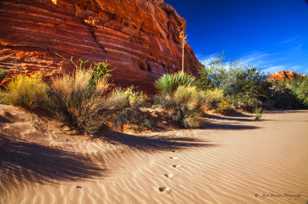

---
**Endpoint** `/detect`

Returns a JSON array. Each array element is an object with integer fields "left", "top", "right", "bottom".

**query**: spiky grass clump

[
  {"left": 49, "top": 62, "right": 111, "bottom": 133},
  {"left": 106, "top": 87, "right": 148, "bottom": 109},
  {"left": 216, "top": 99, "right": 234, "bottom": 114},
  {"left": 0, "top": 73, "right": 49, "bottom": 109},
  {"left": 155, "top": 72, "right": 196, "bottom": 96},
  {"left": 104, "top": 87, "right": 150, "bottom": 130},
  {"left": 204, "top": 88, "right": 225, "bottom": 109},
  {"left": 154, "top": 84, "right": 205, "bottom": 128},
  {"left": 173, "top": 85, "right": 205, "bottom": 111},
  {"left": 183, "top": 114, "right": 203, "bottom": 129},
  {"left": 171, "top": 85, "right": 205, "bottom": 126}
]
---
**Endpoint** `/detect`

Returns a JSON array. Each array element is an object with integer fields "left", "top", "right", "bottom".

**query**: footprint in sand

[
  {"left": 158, "top": 186, "right": 171, "bottom": 193},
  {"left": 172, "top": 164, "right": 180, "bottom": 168},
  {"left": 169, "top": 156, "right": 178, "bottom": 160},
  {"left": 164, "top": 173, "right": 173, "bottom": 178}
]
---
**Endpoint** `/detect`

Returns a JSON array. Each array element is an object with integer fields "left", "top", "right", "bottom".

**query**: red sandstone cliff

[
  {"left": 0, "top": 0, "right": 201, "bottom": 91},
  {"left": 268, "top": 70, "right": 302, "bottom": 81}
]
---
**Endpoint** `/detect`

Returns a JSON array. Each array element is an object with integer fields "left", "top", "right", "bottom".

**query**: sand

[{"left": 1, "top": 108, "right": 308, "bottom": 204}]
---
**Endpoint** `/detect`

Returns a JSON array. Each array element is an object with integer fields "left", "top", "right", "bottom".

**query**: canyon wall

[{"left": 0, "top": 0, "right": 201, "bottom": 91}]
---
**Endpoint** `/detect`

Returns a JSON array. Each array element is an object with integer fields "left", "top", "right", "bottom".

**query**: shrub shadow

[
  {"left": 0, "top": 133, "right": 104, "bottom": 199},
  {"left": 201, "top": 121, "right": 260, "bottom": 130},
  {"left": 222, "top": 110, "right": 253, "bottom": 118},
  {"left": 98, "top": 130, "right": 218, "bottom": 152},
  {"left": 204, "top": 113, "right": 255, "bottom": 122}
]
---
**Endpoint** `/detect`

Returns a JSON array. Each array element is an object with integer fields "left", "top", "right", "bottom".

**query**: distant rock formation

[
  {"left": 268, "top": 70, "right": 302, "bottom": 81},
  {"left": 0, "top": 0, "right": 201, "bottom": 91}
]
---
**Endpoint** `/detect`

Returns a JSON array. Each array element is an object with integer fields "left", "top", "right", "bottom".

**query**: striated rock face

[{"left": 0, "top": 0, "right": 201, "bottom": 92}]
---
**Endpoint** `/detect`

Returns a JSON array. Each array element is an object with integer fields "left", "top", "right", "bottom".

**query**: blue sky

[{"left": 166, "top": 0, "right": 308, "bottom": 74}]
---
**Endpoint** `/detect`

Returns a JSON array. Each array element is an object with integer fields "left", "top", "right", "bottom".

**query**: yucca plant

[{"left": 155, "top": 72, "right": 196, "bottom": 96}]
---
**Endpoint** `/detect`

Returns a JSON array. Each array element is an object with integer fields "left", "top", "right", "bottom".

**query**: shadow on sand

[
  {"left": 98, "top": 130, "right": 218, "bottom": 152},
  {"left": 204, "top": 113, "right": 255, "bottom": 122},
  {"left": 202, "top": 122, "right": 259, "bottom": 130},
  {"left": 0, "top": 133, "right": 104, "bottom": 199}
]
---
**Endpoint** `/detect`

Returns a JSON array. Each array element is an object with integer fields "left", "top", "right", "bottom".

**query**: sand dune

[{"left": 1, "top": 107, "right": 308, "bottom": 204}]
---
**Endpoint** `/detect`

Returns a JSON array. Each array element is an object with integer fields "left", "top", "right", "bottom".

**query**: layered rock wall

[{"left": 0, "top": 0, "right": 201, "bottom": 91}]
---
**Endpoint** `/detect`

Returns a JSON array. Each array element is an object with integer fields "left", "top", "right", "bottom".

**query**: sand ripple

[{"left": 1, "top": 110, "right": 308, "bottom": 204}]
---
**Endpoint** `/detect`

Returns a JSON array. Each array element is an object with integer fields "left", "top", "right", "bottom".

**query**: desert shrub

[
  {"left": 111, "top": 108, "right": 154, "bottom": 131},
  {"left": 0, "top": 73, "right": 49, "bottom": 109},
  {"left": 155, "top": 72, "right": 196, "bottom": 96},
  {"left": 155, "top": 85, "right": 205, "bottom": 128},
  {"left": 183, "top": 114, "right": 203, "bottom": 129},
  {"left": 199, "top": 57, "right": 269, "bottom": 110},
  {"left": 204, "top": 88, "right": 224, "bottom": 109},
  {"left": 267, "top": 80, "right": 303, "bottom": 109},
  {"left": 216, "top": 99, "right": 234, "bottom": 114},
  {"left": 49, "top": 62, "right": 111, "bottom": 133},
  {"left": 50, "top": 59, "right": 152, "bottom": 133},
  {"left": 101, "top": 87, "right": 151, "bottom": 131},
  {"left": 0, "top": 68, "right": 7, "bottom": 81},
  {"left": 103, "top": 87, "right": 148, "bottom": 113},
  {"left": 108, "top": 87, "right": 148, "bottom": 108},
  {"left": 154, "top": 72, "right": 203, "bottom": 128},
  {"left": 297, "top": 78, "right": 308, "bottom": 106},
  {"left": 291, "top": 77, "right": 308, "bottom": 107},
  {"left": 88, "top": 62, "right": 111, "bottom": 92},
  {"left": 254, "top": 107, "right": 263, "bottom": 121},
  {"left": 173, "top": 85, "right": 205, "bottom": 111},
  {"left": 196, "top": 65, "right": 211, "bottom": 90},
  {"left": 222, "top": 68, "right": 267, "bottom": 111}
]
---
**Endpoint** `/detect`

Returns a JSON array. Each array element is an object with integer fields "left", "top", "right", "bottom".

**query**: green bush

[
  {"left": 292, "top": 77, "right": 308, "bottom": 107},
  {"left": 267, "top": 80, "right": 304, "bottom": 109},
  {"left": 223, "top": 68, "right": 267, "bottom": 111},
  {"left": 0, "top": 73, "right": 49, "bottom": 109},
  {"left": 155, "top": 72, "right": 196, "bottom": 96},
  {"left": 196, "top": 65, "right": 211, "bottom": 90}
]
